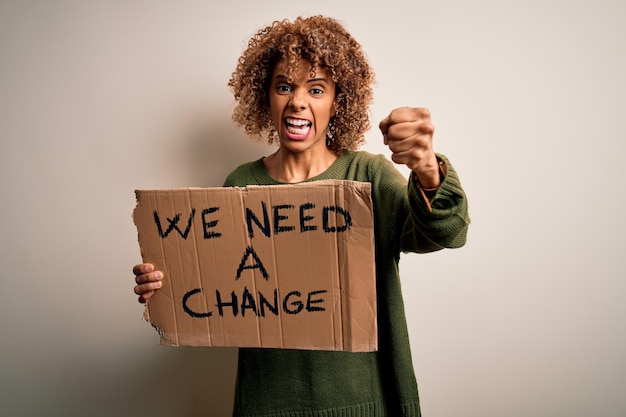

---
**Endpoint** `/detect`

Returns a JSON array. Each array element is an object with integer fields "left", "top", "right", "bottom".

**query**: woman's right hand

[{"left": 133, "top": 263, "right": 163, "bottom": 303}]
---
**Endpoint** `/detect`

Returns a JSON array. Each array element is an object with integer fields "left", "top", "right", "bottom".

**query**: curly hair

[{"left": 228, "top": 15, "right": 375, "bottom": 153}]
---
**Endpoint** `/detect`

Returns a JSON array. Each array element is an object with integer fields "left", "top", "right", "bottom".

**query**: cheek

[
  {"left": 319, "top": 104, "right": 335, "bottom": 126},
  {"left": 268, "top": 101, "right": 282, "bottom": 126}
]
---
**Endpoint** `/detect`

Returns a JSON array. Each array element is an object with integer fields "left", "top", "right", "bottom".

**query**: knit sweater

[{"left": 223, "top": 151, "right": 469, "bottom": 417}]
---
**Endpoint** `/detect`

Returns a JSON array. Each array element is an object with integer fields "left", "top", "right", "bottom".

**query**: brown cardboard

[{"left": 133, "top": 180, "right": 377, "bottom": 352}]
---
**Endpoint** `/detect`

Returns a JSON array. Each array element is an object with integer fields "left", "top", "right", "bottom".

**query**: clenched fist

[{"left": 379, "top": 107, "right": 441, "bottom": 189}]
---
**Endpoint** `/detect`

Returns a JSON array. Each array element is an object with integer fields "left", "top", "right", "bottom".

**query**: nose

[{"left": 288, "top": 88, "right": 307, "bottom": 111}]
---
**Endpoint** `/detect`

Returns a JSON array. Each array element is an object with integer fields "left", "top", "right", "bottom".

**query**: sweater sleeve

[{"left": 400, "top": 153, "right": 470, "bottom": 253}]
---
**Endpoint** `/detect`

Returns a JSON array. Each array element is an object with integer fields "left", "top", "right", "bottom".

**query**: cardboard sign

[{"left": 133, "top": 180, "right": 377, "bottom": 352}]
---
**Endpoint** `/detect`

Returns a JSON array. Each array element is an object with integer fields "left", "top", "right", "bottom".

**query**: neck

[{"left": 264, "top": 146, "right": 338, "bottom": 183}]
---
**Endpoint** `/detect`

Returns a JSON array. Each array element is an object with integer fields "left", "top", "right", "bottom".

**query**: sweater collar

[{"left": 250, "top": 151, "right": 356, "bottom": 185}]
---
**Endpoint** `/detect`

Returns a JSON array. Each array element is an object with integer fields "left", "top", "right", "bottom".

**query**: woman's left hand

[{"left": 379, "top": 107, "right": 440, "bottom": 188}]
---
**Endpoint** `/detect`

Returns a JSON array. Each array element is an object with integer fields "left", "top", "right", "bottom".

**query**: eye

[
  {"left": 276, "top": 84, "right": 292, "bottom": 93},
  {"left": 310, "top": 87, "right": 324, "bottom": 96}
]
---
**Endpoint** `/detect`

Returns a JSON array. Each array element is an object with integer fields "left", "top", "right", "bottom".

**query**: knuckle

[
  {"left": 390, "top": 107, "right": 407, "bottom": 121},
  {"left": 421, "top": 122, "right": 435, "bottom": 135}
]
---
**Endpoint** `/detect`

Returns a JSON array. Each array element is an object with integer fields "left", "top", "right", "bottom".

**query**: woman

[{"left": 134, "top": 15, "right": 469, "bottom": 417}]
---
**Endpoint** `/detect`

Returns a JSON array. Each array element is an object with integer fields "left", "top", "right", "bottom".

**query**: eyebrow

[{"left": 273, "top": 75, "right": 330, "bottom": 84}]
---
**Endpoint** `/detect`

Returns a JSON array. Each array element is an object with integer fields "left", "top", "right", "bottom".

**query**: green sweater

[{"left": 223, "top": 151, "right": 469, "bottom": 417}]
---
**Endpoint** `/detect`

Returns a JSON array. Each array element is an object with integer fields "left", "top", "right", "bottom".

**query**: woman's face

[{"left": 268, "top": 58, "right": 336, "bottom": 154}]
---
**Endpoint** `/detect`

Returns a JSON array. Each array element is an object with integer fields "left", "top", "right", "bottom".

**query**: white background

[{"left": 1, "top": 1, "right": 624, "bottom": 416}]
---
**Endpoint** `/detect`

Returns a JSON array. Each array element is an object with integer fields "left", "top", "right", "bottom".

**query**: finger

[
  {"left": 388, "top": 118, "right": 435, "bottom": 139},
  {"left": 385, "top": 122, "right": 419, "bottom": 143},
  {"left": 389, "top": 148, "right": 427, "bottom": 169},
  {"left": 412, "top": 107, "right": 431, "bottom": 121},
  {"left": 133, "top": 263, "right": 154, "bottom": 276},
  {"left": 417, "top": 119, "right": 435, "bottom": 136},
  {"left": 387, "top": 107, "right": 427, "bottom": 124},
  {"left": 138, "top": 290, "right": 155, "bottom": 304},
  {"left": 387, "top": 133, "right": 434, "bottom": 157},
  {"left": 135, "top": 270, "right": 163, "bottom": 285},
  {"left": 379, "top": 108, "right": 413, "bottom": 137},
  {"left": 134, "top": 280, "right": 162, "bottom": 296}
]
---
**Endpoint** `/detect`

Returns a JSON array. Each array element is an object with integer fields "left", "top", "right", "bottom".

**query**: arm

[
  {"left": 379, "top": 107, "right": 470, "bottom": 253},
  {"left": 401, "top": 153, "right": 469, "bottom": 253}
]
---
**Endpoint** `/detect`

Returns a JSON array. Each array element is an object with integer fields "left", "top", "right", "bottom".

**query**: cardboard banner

[{"left": 133, "top": 180, "right": 377, "bottom": 352}]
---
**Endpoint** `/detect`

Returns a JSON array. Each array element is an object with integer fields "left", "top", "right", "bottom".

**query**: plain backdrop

[{"left": 1, "top": 1, "right": 624, "bottom": 416}]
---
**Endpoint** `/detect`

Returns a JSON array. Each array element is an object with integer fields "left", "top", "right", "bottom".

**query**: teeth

[{"left": 286, "top": 117, "right": 311, "bottom": 126}]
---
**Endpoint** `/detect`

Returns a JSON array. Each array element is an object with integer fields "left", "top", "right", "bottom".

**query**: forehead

[{"left": 272, "top": 58, "right": 329, "bottom": 80}]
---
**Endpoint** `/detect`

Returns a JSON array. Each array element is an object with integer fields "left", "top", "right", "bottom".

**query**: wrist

[{"left": 413, "top": 158, "right": 446, "bottom": 191}]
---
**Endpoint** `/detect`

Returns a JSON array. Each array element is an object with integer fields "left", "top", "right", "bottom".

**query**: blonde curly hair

[{"left": 228, "top": 15, "right": 375, "bottom": 153}]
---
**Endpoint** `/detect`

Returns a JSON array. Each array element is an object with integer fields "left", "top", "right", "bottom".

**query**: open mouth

[{"left": 285, "top": 117, "right": 312, "bottom": 138}]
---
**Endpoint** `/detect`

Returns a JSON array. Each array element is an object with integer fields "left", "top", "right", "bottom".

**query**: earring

[{"left": 326, "top": 122, "right": 336, "bottom": 146}]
